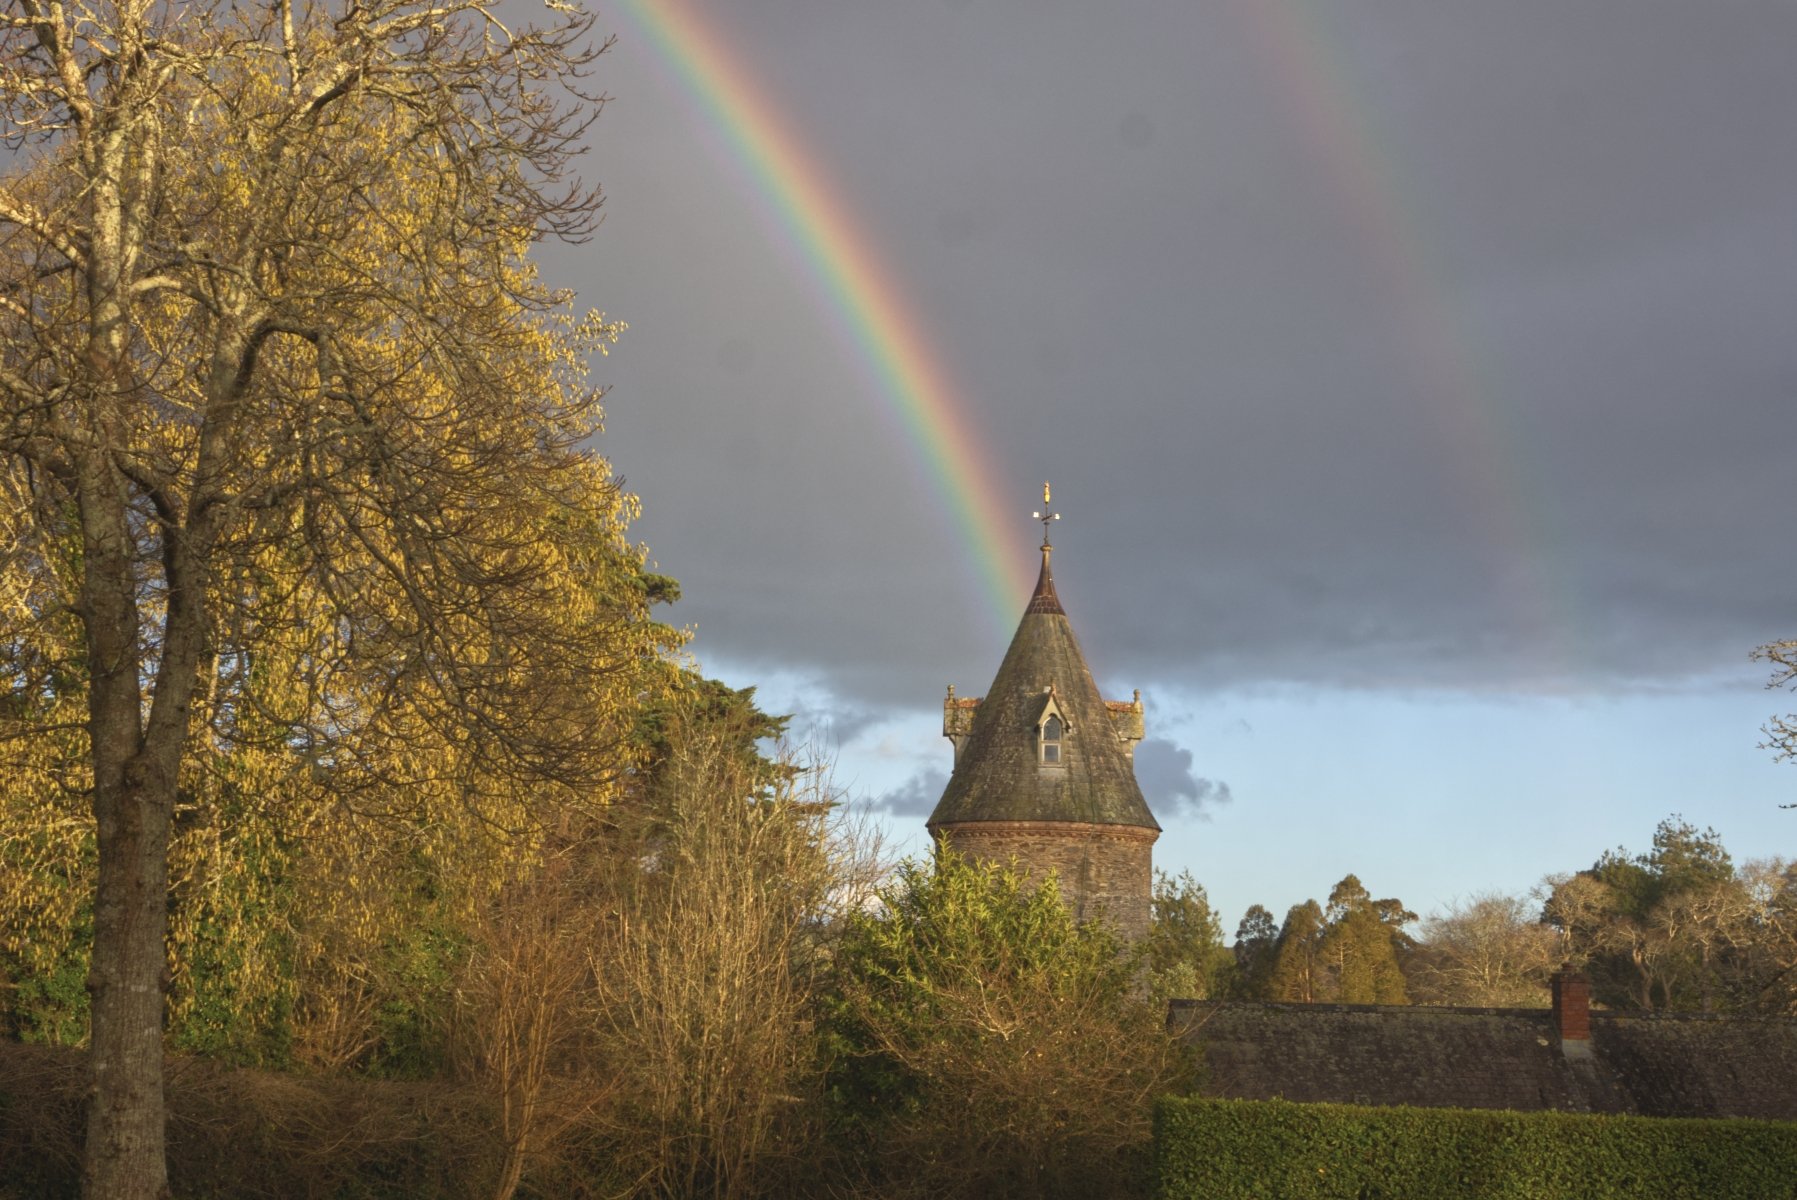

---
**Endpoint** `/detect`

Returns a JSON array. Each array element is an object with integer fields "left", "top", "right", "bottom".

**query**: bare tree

[
  {"left": 454, "top": 855, "right": 610, "bottom": 1200},
  {"left": 1736, "top": 858, "right": 1797, "bottom": 1014},
  {"left": 1752, "top": 640, "right": 1797, "bottom": 806},
  {"left": 1410, "top": 893, "right": 1558, "bottom": 1008},
  {"left": 584, "top": 734, "right": 862, "bottom": 1200},
  {"left": 0, "top": 4, "right": 629, "bottom": 1194}
]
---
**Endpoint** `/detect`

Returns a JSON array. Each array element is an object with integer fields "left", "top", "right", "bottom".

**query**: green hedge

[{"left": 1155, "top": 1097, "right": 1797, "bottom": 1200}]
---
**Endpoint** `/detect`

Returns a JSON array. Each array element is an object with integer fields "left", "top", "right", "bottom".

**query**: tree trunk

[
  {"left": 83, "top": 768, "right": 174, "bottom": 1200},
  {"left": 77, "top": 447, "right": 175, "bottom": 1200}
]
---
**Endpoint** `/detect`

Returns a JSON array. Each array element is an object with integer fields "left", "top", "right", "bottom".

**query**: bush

[
  {"left": 0, "top": 1042, "right": 497, "bottom": 1200},
  {"left": 826, "top": 852, "right": 1193, "bottom": 1199},
  {"left": 1154, "top": 1097, "right": 1797, "bottom": 1200}
]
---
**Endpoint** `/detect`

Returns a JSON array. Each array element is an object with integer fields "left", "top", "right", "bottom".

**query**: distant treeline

[{"left": 1148, "top": 817, "right": 1797, "bottom": 1016}]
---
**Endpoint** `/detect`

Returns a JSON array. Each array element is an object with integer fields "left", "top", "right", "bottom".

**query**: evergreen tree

[
  {"left": 630, "top": 669, "right": 794, "bottom": 808},
  {"left": 1144, "top": 871, "right": 1237, "bottom": 1001},
  {"left": 1232, "top": 904, "right": 1280, "bottom": 1000},
  {"left": 1320, "top": 874, "right": 1415, "bottom": 1004},
  {"left": 1322, "top": 907, "right": 1410, "bottom": 1005},
  {"left": 1267, "top": 878, "right": 1414, "bottom": 1005},
  {"left": 1268, "top": 901, "right": 1326, "bottom": 1003}
]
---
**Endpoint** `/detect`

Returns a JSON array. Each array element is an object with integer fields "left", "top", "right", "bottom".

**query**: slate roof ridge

[
  {"left": 1173, "top": 998, "right": 1797, "bottom": 1026},
  {"left": 1173, "top": 999, "right": 1553, "bottom": 1020},
  {"left": 1591, "top": 1009, "right": 1797, "bottom": 1026}
]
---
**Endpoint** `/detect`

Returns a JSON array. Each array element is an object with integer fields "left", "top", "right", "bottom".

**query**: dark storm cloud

[
  {"left": 583, "top": 0, "right": 1797, "bottom": 707},
  {"left": 1134, "top": 738, "right": 1233, "bottom": 821}
]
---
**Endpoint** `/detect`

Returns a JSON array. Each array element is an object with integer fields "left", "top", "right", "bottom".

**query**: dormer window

[{"left": 1034, "top": 687, "right": 1069, "bottom": 766}]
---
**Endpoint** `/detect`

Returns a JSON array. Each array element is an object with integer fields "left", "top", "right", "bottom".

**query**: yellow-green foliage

[
  {"left": 1154, "top": 1097, "right": 1797, "bottom": 1200},
  {"left": 0, "top": 96, "right": 683, "bottom": 1055},
  {"left": 0, "top": 505, "right": 682, "bottom": 1063}
]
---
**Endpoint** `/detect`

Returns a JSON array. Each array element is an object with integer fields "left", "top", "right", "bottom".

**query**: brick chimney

[{"left": 1552, "top": 964, "right": 1591, "bottom": 1042}]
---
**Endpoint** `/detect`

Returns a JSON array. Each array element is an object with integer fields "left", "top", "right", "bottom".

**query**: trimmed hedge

[{"left": 1155, "top": 1097, "right": 1797, "bottom": 1200}]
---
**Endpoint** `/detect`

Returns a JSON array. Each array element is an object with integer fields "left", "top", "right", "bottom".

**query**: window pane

[{"left": 1044, "top": 716, "right": 1062, "bottom": 740}]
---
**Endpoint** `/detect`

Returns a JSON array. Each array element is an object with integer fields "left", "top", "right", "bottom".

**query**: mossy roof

[{"left": 927, "top": 549, "right": 1158, "bottom": 832}]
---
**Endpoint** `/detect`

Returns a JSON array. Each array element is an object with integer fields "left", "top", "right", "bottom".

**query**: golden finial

[{"left": 1032, "top": 481, "right": 1060, "bottom": 548}]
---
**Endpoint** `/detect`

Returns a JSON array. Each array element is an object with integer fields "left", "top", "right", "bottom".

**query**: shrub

[{"left": 826, "top": 852, "right": 1193, "bottom": 1199}]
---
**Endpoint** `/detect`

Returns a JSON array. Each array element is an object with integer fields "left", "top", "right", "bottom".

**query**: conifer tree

[
  {"left": 1321, "top": 906, "right": 1409, "bottom": 1005},
  {"left": 1319, "top": 874, "right": 1413, "bottom": 1005},
  {"left": 1542, "top": 817, "right": 1779, "bottom": 1012},
  {"left": 1268, "top": 901, "right": 1326, "bottom": 1003},
  {"left": 1266, "top": 879, "right": 1415, "bottom": 1005},
  {"left": 1231, "top": 904, "right": 1281, "bottom": 1000}
]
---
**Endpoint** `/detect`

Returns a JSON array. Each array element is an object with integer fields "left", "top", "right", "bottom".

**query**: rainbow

[
  {"left": 612, "top": 0, "right": 1032, "bottom": 640},
  {"left": 1239, "top": 1, "right": 1569, "bottom": 677},
  {"left": 613, "top": 1, "right": 1566, "bottom": 676}
]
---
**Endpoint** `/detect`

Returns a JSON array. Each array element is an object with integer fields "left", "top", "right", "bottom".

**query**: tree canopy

[
  {"left": 1542, "top": 817, "right": 1793, "bottom": 1013},
  {"left": 1254, "top": 877, "right": 1413, "bottom": 1006},
  {"left": 0, "top": 2, "right": 660, "bottom": 1193}
]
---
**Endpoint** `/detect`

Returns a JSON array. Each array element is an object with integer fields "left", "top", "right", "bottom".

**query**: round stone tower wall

[{"left": 933, "top": 819, "right": 1156, "bottom": 940}]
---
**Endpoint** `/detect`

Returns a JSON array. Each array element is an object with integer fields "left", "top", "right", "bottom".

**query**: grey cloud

[
  {"left": 1116, "top": 111, "right": 1154, "bottom": 148},
  {"left": 780, "top": 694, "right": 884, "bottom": 753},
  {"left": 868, "top": 768, "right": 950, "bottom": 818},
  {"left": 1134, "top": 738, "right": 1232, "bottom": 821},
  {"left": 581, "top": 0, "right": 1797, "bottom": 708}
]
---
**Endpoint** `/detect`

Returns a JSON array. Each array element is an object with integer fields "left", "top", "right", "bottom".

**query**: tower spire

[{"left": 1026, "top": 481, "right": 1064, "bottom": 616}]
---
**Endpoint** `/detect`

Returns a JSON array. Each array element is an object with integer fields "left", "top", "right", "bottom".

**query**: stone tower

[{"left": 926, "top": 491, "right": 1160, "bottom": 938}]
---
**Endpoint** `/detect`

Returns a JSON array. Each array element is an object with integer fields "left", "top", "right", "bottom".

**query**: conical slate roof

[{"left": 927, "top": 547, "right": 1160, "bottom": 831}]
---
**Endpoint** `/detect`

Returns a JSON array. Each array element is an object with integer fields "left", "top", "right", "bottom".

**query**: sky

[{"left": 562, "top": 0, "right": 1796, "bottom": 934}]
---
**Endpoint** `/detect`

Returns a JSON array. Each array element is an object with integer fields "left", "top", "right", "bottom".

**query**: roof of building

[
  {"left": 1172, "top": 999, "right": 1797, "bottom": 1120},
  {"left": 928, "top": 545, "right": 1158, "bottom": 832}
]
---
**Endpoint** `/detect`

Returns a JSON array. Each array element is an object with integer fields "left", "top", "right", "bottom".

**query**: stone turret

[{"left": 926, "top": 516, "right": 1159, "bottom": 938}]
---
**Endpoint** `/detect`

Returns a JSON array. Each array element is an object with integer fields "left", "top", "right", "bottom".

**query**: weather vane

[{"left": 1032, "top": 481, "right": 1060, "bottom": 548}]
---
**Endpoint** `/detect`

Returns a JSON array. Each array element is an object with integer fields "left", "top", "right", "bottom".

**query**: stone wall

[{"left": 933, "top": 819, "right": 1156, "bottom": 940}]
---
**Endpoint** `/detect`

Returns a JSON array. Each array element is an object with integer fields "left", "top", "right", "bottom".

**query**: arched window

[{"left": 1041, "top": 714, "right": 1063, "bottom": 764}]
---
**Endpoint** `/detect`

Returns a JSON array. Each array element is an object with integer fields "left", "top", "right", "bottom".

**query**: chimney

[{"left": 1551, "top": 964, "right": 1591, "bottom": 1042}]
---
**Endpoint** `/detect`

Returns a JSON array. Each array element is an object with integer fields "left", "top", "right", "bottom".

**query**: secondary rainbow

[
  {"left": 1241, "top": 0, "right": 1572, "bottom": 677},
  {"left": 614, "top": 0, "right": 1032, "bottom": 638}
]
